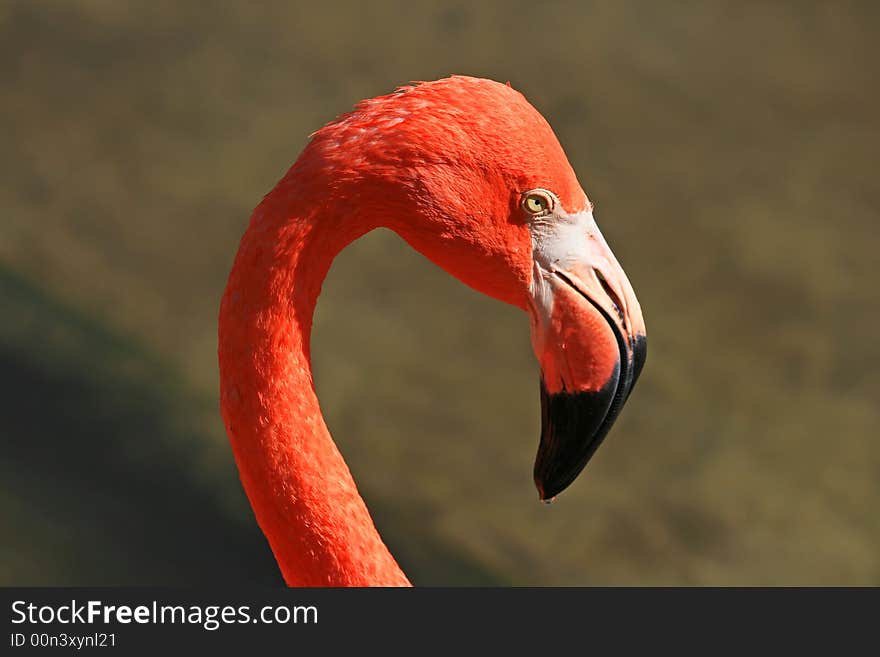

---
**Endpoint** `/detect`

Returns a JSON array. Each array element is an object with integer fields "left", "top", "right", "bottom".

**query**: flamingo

[{"left": 218, "top": 76, "right": 647, "bottom": 586}]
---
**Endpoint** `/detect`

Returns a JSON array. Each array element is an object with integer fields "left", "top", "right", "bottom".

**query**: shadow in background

[
  {"left": 0, "top": 266, "right": 281, "bottom": 584},
  {"left": 0, "top": 267, "right": 502, "bottom": 585}
]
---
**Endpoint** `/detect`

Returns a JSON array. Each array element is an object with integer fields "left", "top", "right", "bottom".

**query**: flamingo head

[{"left": 307, "top": 76, "right": 647, "bottom": 500}]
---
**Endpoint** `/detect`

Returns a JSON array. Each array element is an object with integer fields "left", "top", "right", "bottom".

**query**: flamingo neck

[{"left": 218, "top": 188, "right": 410, "bottom": 586}]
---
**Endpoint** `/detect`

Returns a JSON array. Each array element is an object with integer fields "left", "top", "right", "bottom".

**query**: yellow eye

[{"left": 522, "top": 190, "right": 554, "bottom": 216}]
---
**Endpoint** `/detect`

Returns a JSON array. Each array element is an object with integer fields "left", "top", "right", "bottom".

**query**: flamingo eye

[{"left": 522, "top": 190, "right": 555, "bottom": 216}]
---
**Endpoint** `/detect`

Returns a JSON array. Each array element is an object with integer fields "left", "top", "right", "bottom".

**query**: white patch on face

[
  {"left": 526, "top": 207, "right": 631, "bottom": 358},
  {"left": 528, "top": 209, "right": 600, "bottom": 317},
  {"left": 531, "top": 210, "right": 601, "bottom": 275},
  {"left": 526, "top": 210, "right": 592, "bottom": 358}
]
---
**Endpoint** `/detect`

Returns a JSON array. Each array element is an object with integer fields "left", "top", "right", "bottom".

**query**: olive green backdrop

[{"left": 1, "top": 1, "right": 877, "bottom": 585}]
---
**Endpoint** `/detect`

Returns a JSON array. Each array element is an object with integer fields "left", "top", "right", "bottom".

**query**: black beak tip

[
  {"left": 532, "top": 334, "right": 646, "bottom": 502},
  {"left": 533, "top": 377, "right": 620, "bottom": 501},
  {"left": 535, "top": 477, "right": 565, "bottom": 503},
  {"left": 534, "top": 478, "right": 559, "bottom": 503}
]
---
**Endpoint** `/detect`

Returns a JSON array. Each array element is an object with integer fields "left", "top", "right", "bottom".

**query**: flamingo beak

[{"left": 527, "top": 210, "right": 646, "bottom": 501}]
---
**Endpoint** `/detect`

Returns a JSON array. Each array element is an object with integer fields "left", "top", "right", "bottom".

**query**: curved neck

[{"left": 218, "top": 185, "right": 410, "bottom": 586}]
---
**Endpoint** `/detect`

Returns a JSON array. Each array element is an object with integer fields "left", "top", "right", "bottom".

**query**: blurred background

[{"left": 1, "top": 0, "right": 878, "bottom": 585}]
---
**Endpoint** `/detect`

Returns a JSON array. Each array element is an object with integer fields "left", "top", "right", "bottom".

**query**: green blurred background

[{"left": 1, "top": 1, "right": 878, "bottom": 585}]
